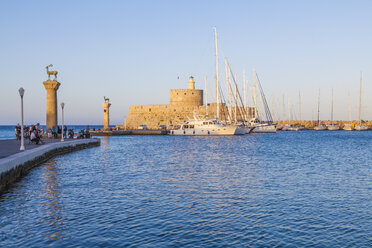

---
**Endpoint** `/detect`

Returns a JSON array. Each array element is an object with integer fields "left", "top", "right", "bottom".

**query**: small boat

[
  {"left": 327, "top": 124, "right": 339, "bottom": 131},
  {"left": 283, "top": 125, "right": 305, "bottom": 131},
  {"left": 314, "top": 125, "right": 327, "bottom": 131},
  {"left": 354, "top": 125, "right": 368, "bottom": 131},
  {"left": 169, "top": 117, "right": 240, "bottom": 136},
  {"left": 251, "top": 123, "right": 277, "bottom": 133},
  {"left": 343, "top": 123, "right": 353, "bottom": 131}
]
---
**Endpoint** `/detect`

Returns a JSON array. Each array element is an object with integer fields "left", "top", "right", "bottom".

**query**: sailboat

[
  {"left": 314, "top": 88, "right": 326, "bottom": 130},
  {"left": 354, "top": 72, "right": 368, "bottom": 131},
  {"left": 343, "top": 90, "right": 353, "bottom": 131},
  {"left": 250, "top": 70, "right": 277, "bottom": 133},
  {"left": 327, "top": 88, "right": 339, "bottom": 130}
]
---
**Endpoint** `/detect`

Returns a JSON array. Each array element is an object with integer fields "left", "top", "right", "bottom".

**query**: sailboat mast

[
  {"left": 359, "top": 71, "right": 362, "bottom": 126},
  {"left": 243, "top": 70, "right": 246, "bottom": 116},
  {"left": 224, "top": 58, "right": 231, "bottom": 122},
  {"left": 299, "top": 91, "right": 302, "bottom": 121},
  {"left": 234, "top": 73, "right": 237, "bottom": 123},
  {"left": 331, "top": 88, "right": 334, "bottom": 123},
  {"left": 317, "top": 88, "right": 320, "bottom": 126},
  {"left": 348, "top": 89, "right": 351, "bottom": 122},
  {"left": 214, "top": 27, "right": 219, "bottom": 120},
  {"left": 205, "top": 76, "right": 208, "bottom": 116}
]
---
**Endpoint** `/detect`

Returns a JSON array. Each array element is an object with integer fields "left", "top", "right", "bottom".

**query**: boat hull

[
  {"left": 251, "top": 126, "right": 277, "bottom": 133},
  {"left": 169, "top": 125, "right": 238, "bottom": 136},
  {"left": 314, "top": 125, "right": 327, "bottom": 131},
  {"left": 343, "top": 124, "right": 353, "bottom": 131},
  {"left": 354, "top": 125, "right": 368, "bottom": 131},
  {"left": 327, "top": 125, "right": 340, "bottom": 131}
]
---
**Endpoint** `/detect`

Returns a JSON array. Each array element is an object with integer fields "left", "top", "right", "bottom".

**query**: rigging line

[
  {"left": 255, "top": 72, "right": 273, "bottom": 123},
  {"left": 218, "top": 86, "right": 229, "bottom": 122},
  {"left": 227, "top": 62, "right": 249, "bottom": 121}
]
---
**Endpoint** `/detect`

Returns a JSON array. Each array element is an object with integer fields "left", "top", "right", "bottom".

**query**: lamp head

[
  {"left": 18, "top": 87, "right": 25, "bottom": 97},
  {"left": 61, "top": 102, "right": 65, "bottom": 109}
]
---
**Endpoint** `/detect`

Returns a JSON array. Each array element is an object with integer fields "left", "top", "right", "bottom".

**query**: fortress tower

[{"left": 169, "top": 76, "right": 203, "bottom": 107}]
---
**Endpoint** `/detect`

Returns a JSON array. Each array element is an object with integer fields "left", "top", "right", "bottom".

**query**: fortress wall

[
  {"left": 124, "top": 103, "right": 257, "bottom": 130},
  {"left": 169, "top": 89, "right": 203, "bottom": 106},
  {"left": 125, "top": 104, "right": 203, "bottom": 130},
  {"left": 129, "top": 104, "right": 169, "bottom": 114}
]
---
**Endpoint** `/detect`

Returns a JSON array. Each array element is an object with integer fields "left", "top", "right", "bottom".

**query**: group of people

[
  {"left": 15, "top": 124, "right": 91, "bottom": 144},
  {"left": 15, "top": 123, "right": 45, "bottom": 145},
  {"left": 47, "top": 126, "right": 70, "bottom": 139}
]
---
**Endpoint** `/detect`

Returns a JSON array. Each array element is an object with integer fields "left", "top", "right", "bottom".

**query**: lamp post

[
  {"left": 61, "top": 102, "right": 65, "bottom": 142},
  {"left": 18, "top": 87, "right": 25, "bottom": 151}
]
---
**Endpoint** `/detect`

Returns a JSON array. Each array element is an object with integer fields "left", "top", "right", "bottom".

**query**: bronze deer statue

[
  {"left": 104, "top": 96, "right": 110, "bottom": 103},
  {"left": 46, "top": 64, "right": 58, "bottom": 80}
]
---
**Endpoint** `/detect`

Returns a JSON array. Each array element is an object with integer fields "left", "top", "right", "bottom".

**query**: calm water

[{"left": 0, "top": 129, "right": 371, "bottom": 247}]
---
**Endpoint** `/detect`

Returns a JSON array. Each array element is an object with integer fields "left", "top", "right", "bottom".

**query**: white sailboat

[
  {"left": 314, "top": 88, "right": 326, "bottom": 130},
  {"left": 354, "top": 72, "right": 368, "bottom": 131},
  {"left": 250, "top": 70, "right": 277, "bottom": 133},
  {"left": 327, "top": 88, "right": 339, "bottom": 130}
]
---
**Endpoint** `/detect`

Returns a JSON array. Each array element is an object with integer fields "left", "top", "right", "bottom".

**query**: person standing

[{"left": 15, "top": 123, "right": 21, "bottom": 140}]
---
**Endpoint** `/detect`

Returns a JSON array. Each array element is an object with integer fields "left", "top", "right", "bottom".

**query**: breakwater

[
  {"left": 277, "top": 120, "right": 372, "bottom": 129},
  {"left": 0, "top": 139, "right": 100, "bottom": 193}
]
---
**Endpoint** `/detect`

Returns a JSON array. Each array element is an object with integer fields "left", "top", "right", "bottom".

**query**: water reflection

[
  {"left": 101, "top": 136, "right": 111, "bottom": 166},
  {"left": 40, "top": 160, "right": 65, "bottom": 241}
]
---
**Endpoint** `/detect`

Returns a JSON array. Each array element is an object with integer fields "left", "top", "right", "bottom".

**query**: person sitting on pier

[
  {"left": 78, "top": 129, "right": 85, "bottom": 139},
  {"left": 47, "top": 129, "right": 53, "bottom": 138},
  {"left": 35, "top": 129, "right": 45, "bottom": 144},
  {"left": 68, "top": 129, "right": 74, "bottom": 139},
  {"left": 51, "top": 127, "right": 58, "bottom": 138},
  {"left": 29, "top": 130, "right": 41, "bottom": 145}
]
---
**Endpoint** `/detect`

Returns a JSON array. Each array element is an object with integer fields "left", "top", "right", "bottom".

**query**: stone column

[
  {"left": 43, "top": 80, "right": 61, "bottom": 131},
  {"left": 102, "top": 102, "right": 111, "bottom": 130}
]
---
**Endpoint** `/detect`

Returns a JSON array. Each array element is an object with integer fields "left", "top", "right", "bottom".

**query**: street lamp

[
  {"left": 18, "top": 87, "right": 25, "bottom": 151},
  {"left": 61, "top": 102, "right": 65, "bottom": 142}
]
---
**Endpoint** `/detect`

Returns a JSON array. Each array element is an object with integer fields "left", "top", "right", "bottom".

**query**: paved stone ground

[{"left": 0, "top": 138, "right": 75, "bottom": 159}]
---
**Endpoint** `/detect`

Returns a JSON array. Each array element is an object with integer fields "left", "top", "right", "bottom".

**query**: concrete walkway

[{"left": 0, "top": 138, "right": 73, "bottom": 159}]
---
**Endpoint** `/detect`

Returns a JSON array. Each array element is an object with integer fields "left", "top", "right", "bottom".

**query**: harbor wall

[
  {"left": 0, "top": 139, "right": 100, "bottom": 193},
  {"left": 277, "top": 120, "right": 372, "bottom": 129}
]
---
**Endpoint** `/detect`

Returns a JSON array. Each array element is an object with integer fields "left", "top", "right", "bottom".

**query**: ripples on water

[{"left": 0, "top": 131, "right": 371, "bottom": 247}]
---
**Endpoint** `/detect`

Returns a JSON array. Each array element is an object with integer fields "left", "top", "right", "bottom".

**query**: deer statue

[
  {"left": 104, "top": 96, "right": 110, "bottom": 103},
  {"left": 46, "top": 64, "right": 58, "bottom": 80}
]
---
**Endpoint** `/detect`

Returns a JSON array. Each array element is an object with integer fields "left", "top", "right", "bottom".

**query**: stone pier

[{"left": 43, "top": 80, "right": 61, "bottom": 131}]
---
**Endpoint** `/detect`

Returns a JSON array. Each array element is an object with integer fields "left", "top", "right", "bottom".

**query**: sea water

[{"left": 0, "top": 128, "right": 371, "bottom": 247}]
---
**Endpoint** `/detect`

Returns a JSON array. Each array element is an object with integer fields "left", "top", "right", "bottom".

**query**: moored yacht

[{"left": 169, "top": 117, "right": 240, "bottom": 136}]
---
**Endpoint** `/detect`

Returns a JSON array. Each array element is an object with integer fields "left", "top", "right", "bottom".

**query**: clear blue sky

[{"left": 1, "top": 0, "right": 371, "bottom": 125}]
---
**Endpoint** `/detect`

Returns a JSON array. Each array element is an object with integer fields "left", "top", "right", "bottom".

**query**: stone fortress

[{"left": 123, "top": 76, "right": 256, "bottom": 130}]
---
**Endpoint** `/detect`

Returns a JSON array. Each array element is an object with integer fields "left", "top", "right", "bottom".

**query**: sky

[{"left": 1, "top": 0, "right": 371, "bottom": 125}]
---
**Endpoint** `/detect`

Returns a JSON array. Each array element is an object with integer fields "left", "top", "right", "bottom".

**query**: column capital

[
  {"left": 43, "top": 80, "right": 61, "bottom": 90},
  {"left": 102, "top": 102, "right": 111, "bottom": 108}
]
